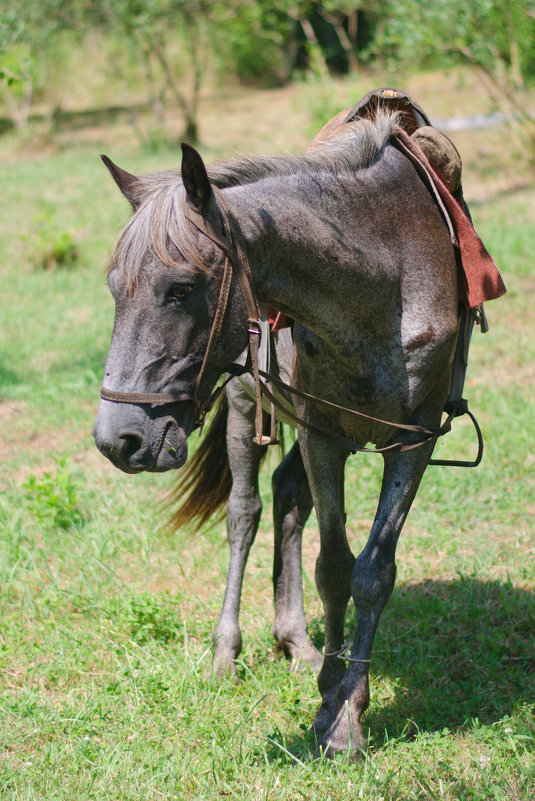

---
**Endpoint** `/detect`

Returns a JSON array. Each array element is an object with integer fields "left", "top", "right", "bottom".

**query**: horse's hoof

[
  {"left": 277, "top": 638, "right": 323, "bottom": 673},
  {"left": 316, "top": 711, "right": 367, "bottom": 761},
  {"left": 212, "top": 649, "right": 240, "bottom": 684},
  {"left": 311, "top": 700, "right": 337, "bottom": 737},
  {"left": 314, "top": 739, "right": 366, "bottom": 762}
]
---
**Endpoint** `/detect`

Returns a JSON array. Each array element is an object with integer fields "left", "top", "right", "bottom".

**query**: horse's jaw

[{"left": 92, "top": 400, "right": 195, "bottom": 473}]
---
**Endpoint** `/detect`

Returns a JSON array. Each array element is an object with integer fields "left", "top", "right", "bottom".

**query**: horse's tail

[{"left": 165, "top": 392, "right": 232, "bottom": 533}]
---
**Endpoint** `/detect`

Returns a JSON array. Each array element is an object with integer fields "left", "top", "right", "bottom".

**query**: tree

[
  {"left": 0, "top": 1, "right": 97, "bottom": 131},
  {"left": 371, "top": 0, "right": 535, "bottom": 144},
  {"left": 0, "top": 0, "right": 215, "bottom": 141},
  {"left": 90, "top": 0, "right": 215, "bottom": 142},
  {"left": 313, "top": 1, "right": 364, "bottom": 73},
  {"left": 210, "top": 1, "right": 310, "bottom": 85},
  {"left": 0, "top": 3, "right": 49, "bottom": 130}
]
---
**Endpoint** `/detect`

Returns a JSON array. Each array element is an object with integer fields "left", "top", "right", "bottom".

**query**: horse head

[{"left": 93, "top": 146, "right": 250, "bottom": 473}]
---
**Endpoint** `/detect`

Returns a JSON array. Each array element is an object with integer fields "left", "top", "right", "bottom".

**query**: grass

[{"left": 1, "top": 69, "right": 534, "bottom": 799}]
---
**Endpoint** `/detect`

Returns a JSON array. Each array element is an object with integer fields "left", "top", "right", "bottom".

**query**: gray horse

[{"left": 93, "top": 97, "right": 504, "bottom": 756}]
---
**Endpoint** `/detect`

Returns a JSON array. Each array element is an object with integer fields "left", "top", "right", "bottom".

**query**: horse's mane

[{"left": 110, "top": 113, "right": 398, "bottom": 287}]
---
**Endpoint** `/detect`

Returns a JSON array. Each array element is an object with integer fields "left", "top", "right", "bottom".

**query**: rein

[
  {"left": 257, "top": 368, "right": 483, "bottom": 465},
  {"left": 100, "top": 182, "right": 483, "bottom": 466}
]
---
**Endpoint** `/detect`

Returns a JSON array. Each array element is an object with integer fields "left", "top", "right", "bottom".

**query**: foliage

[
  {"left": 371, "top": 0, "right": 535, "bottom": 146},
  {"left": 23, "top": 458, "right": 85, "bottom": 530},
  {"left": 0, "top": 7, "right": 35, "bottom": 130},
  {"left": 2, "top": 1, "right": 534, "bottom": 144},
  {"left": 211, "top": 1, "right": 300, "bottom": 85},
  {"left": 0, "top": 0, "right": 215, "bottom": 140},
  {"left": 89, "top": 0, "right": 216, "bottom": 142},
  {"left": 374, "top": 0, "right": 534, "bottom": 80}
]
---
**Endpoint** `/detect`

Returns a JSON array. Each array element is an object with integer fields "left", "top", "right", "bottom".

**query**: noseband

[{"left": 100, "top": 185, "right": 483, "bottom": 465}]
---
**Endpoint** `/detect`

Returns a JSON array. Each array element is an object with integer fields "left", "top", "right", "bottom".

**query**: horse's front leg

[
  {"left": 319, "top": 444, "right": 434, "bottom": 758},
  {"left": 271, "top": 441, "right": 322, "bottom": 671},
  {"left": 297, "top": 430, "right": 355, "bottom": 735},
  {"left": 212, "top": 381, "right": 264, "bottom": 678}
]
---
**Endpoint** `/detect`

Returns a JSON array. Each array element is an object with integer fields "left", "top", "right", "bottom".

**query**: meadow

[{"left": 0, "top": 69, "right": 534, "bottom": 799}]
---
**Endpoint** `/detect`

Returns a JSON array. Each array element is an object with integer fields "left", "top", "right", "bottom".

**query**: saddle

[{"left": 344, "top": 87, "right": 462, "bottom": 191}]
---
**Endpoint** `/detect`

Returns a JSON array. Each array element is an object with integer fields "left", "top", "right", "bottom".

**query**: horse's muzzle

[{"left": 93, "top": 399, "right": 194, "bottom": 473}]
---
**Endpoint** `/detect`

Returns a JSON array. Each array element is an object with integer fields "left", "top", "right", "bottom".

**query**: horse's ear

[
  {"left": 181, "top": 142, "right": 212, "bottom": 212},
  {"left": 101, "top": 155, "right": 142, "bottom": 210}
]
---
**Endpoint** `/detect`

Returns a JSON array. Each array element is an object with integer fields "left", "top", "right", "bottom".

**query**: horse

[{"left": 93, "top": 95, "right": 504, "bottom": 756}]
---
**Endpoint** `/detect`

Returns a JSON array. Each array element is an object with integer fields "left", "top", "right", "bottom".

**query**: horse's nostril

[{"left": 118, "top": 429, "right": 151, "bottom": 465}]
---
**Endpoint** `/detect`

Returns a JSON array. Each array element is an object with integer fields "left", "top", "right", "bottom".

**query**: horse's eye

[{"left": 168, "top": 285, "right": 191, "bottom": 303}]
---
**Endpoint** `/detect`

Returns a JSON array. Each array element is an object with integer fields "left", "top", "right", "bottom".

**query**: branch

[
  {"left": 146, "top": 33, "right": 190, "bottom": 118},
  {"left": 316, "top": 9, "right": 358, "bottom": 72},
  {"left": 459, "top": 45, "right": 534, "bottom": 127}
]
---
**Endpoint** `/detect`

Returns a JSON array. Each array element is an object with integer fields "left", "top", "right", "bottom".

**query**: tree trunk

[
  {"left": 147, "top": 33, "right": 201, "bottom": 144},
  {"left": 318, "top": 11, "right": 358, "bottom": 73},
  {"left": 299, "top": 17, "right": 330, "bottom": 78}
]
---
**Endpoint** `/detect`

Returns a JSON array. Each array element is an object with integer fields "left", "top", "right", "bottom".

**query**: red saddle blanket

[{"left": 393, "top": 130, "right": 506, "bottom": 308}]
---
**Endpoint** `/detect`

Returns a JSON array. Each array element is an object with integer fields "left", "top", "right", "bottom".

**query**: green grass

[{"left": 1, "top": 76, "right": 534, "bottom": 799}]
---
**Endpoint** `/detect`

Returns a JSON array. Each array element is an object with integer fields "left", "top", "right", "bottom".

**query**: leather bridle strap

[
  {"left": 257, "top": 369, "right": 483, "bottom": 465},
  {"left": 258, "top": 368, "right": 454, "bottom": 456},
  {"left": 260, "top": 368, "right": 438, "bottom": 435},
  {"left": 100, "top": 187, "right": 261, "bottom": 437},
  {"left": 100, "top": 386, "right": 192, "bottom": 405},
  {"left": 185, "top": 187, "right": 273, "bottom": 445}
]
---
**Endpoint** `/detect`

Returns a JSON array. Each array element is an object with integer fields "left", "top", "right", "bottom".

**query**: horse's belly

[{"left": 293, "top": 325, "right": 454, "bottom": 447}]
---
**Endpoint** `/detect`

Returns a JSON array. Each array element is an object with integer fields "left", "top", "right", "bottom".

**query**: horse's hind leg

[
  {"left": 318, "top": 444, "right": 434, "bottom": 758},
  {"left": 212, "top": 380, "right": 264, "bottom": 678},
  {"left": 271, "top": 441, "right": 322, "bottom": 671}
]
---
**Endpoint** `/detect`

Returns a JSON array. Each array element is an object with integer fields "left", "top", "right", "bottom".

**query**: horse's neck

[{"left": 226, "top": 164, "right": 390, "bottom": 343}]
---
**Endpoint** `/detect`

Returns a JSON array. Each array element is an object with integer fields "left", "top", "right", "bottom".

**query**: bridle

[
  {"left": 100, "top": 183, "right": 483, "bottom": 466},
  {"left": 100, "top": 185, "right": 273, "bottom": 443}
]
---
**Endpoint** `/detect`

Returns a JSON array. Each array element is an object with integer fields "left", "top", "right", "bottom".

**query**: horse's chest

[{"left": 293, "top": 327, "right": 406, "bottom": 445}]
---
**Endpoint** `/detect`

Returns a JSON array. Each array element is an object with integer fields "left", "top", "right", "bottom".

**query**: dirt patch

[
  {"left": 0, "top": 398, "right": 27, "bottom": 420},
  {"left": 0, "top": 399, "right": 30, "bottom": 458},
  {"left": 0, "top": 400, "right": 56, "bottom": 456},
  {"left": 0, "top": 398, "right": 95, "bottom": 487}
]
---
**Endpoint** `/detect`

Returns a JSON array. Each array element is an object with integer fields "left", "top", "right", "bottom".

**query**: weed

[
  {"left": 121, "top": 591, "right": 181, "bottom": 644},
  {"left": 25, "top": 202, "right": 80, "bottom": 270},
  {"left": 23, "top": 457, "right": 85, "bottom": 529},
  {"left": 39, "top": 230, "right": 80, "bottom": 270}
]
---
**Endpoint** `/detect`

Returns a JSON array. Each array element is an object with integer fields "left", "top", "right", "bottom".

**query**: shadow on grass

[
  {"left": 371, "top": 577, "right": 534, "bottom": 739},
  {"left": 0, "top": 102, "right": 150, "bottom": 136},
  {"left": 264, "top": 577, "right": 534, "bottom": 762}
]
